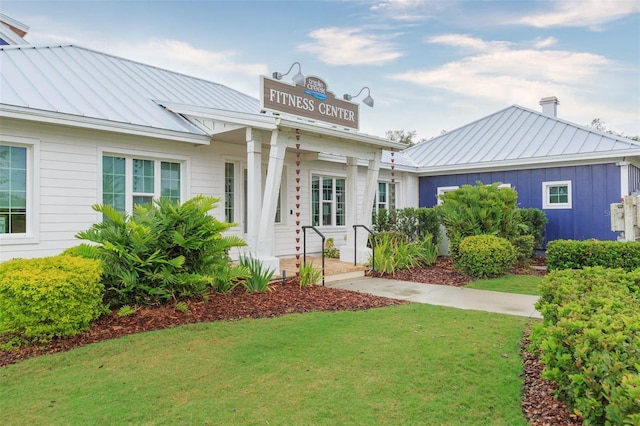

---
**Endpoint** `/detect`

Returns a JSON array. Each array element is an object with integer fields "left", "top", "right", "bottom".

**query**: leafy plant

[
  {"left": 117, "top": 305, "right": 138, "bottom": 317},
  {"left": 546, "top": 239, "right": 640, "bottom": 271},
  {"left": 370, "top": 233, "right": 439, "bottom": 276},
  {"left": 298, "top": 262, "right": 322, "bottom": 286},
  {"left": 438, "top": 182, "right": 524, "bottom": 260},
  {"left": 0, "top": 255, "right": 104, "bottom": 344},
  {"left": 76, "top": 195, "right": 247, "bottom": 306},
  {"left": 517, "top": 208, "right": 547, "bottom": 249},
  {"left": 323, "top": 238, "right": 340, "bottom": 259},
  {"left": 372, "top": 207, "right": 441, "bottom": 245},
  {"left": 531, "top": 267, "right": 640, "bottom": 425},
  {"left": 239, "top": 255, "right": 274, "bottom": 293},
  {"left": 456, "top": 235, "right": 516, "bottom": 278},
  {"left": 174, "top": 301, "right": 190, "bottom": 314}
]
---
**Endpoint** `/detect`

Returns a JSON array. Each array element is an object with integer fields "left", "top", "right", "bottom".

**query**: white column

[
  {"left": 356, "top": 152, "right": 381, "bottom": 262},
  {"left": 618, "top": 161, "right": 629, "bottom": 199},
  {"left": 246, "top": 128, "right": 262, "bottom": 253},
  {"left": 339, "top": 157, "right": 359, "bottom": 263},
  {"left": 256, "top": 129, "right": 286, "bottom": 273}
]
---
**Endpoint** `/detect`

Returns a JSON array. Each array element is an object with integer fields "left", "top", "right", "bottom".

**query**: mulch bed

[{"left": 0, "top": 256, "right": 580, "bottom": 425}]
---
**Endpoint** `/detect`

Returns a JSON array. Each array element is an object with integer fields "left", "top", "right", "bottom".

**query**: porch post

[
  {"left": 339, "top": 156, "right": 367, "bottom": 264},
  {"left": 256, "top": 129, "right": 286, "bottom": 273},
  {"left": 246, "top": 128, "right": 262, "bottom": 253}
]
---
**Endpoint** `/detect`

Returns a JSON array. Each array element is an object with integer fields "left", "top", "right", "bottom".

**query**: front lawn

[
  {"left": 0, "top": 304, "right": 529, "bottom": 425},
  {"left": 465, "top": 274, "right": 543, "bottom": 296}
]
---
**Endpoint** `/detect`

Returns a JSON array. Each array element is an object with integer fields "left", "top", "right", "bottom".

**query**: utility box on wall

[
  {"left": 611, "top": 196, "right": 640, "bottom": 241},
  {"left": 610, "top": 203, "right": 625, "bottom": 232}
]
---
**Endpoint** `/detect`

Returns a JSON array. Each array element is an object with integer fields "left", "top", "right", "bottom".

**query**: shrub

[
  {"left": 456, "top": 235, "right": 516, "bottom": 278},
  {"left": 323, "top": 238, "right": 340, "bottom": 259},
  {"left": 517, "top": 208, "right": 548, "bottom": 249},
  {"left": 76, "top": 195, "right": 247, "bottom": 306},
  {"left": 370, "top": 233, "right": 439, "bottom": 276},
  {"left": 0, "top": 255, "right": 104, "bottom": 344},
  {"left": 546, "top": 239, "right": 640, "bottom": 271},
  {"left": 299, "top": 262, "right": 322, "bottom": 286},
  {"left": 239, "top": 255, "right": 273, "bottom": 293},
  {"left": 531, "top": 267, "right": 640, "bottom": 425},
  {"left": 438, "top": 182, "right": 524, "bottom": 259},
  {"left": 511, "top": 234, "right": 535, "bottom": 263},
  {"left": 372, "top": 207, "right": 441, "bottom": 245}
]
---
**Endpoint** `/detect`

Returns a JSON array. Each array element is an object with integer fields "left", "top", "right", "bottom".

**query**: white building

[{"left": 0, "top": 23, "right": 417, "bottom": 273}]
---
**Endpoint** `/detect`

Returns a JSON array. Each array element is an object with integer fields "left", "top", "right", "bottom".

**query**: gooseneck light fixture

[
  {"left": 272, "top": 62, "right": 305, "bottom": 86},
  {"left": 343, "top": 86, "right": 374, "bottom": 107}
]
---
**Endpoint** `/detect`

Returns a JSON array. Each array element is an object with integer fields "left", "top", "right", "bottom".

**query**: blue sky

[{"left": 3, "top": 0, "right": 639, "bottom": 140}]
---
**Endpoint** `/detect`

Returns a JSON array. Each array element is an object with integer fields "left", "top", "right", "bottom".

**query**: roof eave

[
  {"left": 277, "top": 117, "right": 405, "bottom": 150},
  {"left": 0, "top": 104, "right": 211, "bottom": 145},
  {"left": 416, "top": 150, "right": 640, "bottom": 176}
]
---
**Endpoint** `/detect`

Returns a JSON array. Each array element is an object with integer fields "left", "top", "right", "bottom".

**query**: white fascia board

[
  {"left": 316, "top": 152, "right": 417, "bottom": 172},
  {"left": 0, "top": 105, "right": 211, "bottom": 145},
  {"left": 0, "top": 14, "right": 30, "bottom": 33},
  {"left": 416, "top": 151, "right": 640, "bottom": 176},
  {"left": 157, "top": 101, "right": 277, "bottom": 131},
  {"left": 0, "top": 24, "right": 28, "bottom": 45},
  {"left": 277, "top": 117, "right": 406, "bottom": 151}
]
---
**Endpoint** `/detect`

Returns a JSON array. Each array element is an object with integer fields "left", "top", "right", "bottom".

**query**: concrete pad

[{"left": 327, "top": 277, "right": 542, "bottom": 319}]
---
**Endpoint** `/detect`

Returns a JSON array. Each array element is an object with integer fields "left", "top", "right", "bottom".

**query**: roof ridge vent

[{"left": 539, "top": 96, "right": 559, "bottom": 118}]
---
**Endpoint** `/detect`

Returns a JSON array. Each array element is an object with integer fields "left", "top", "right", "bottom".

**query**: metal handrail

[
  {"left": 301, "top": 225, "right": 326, "bottom": 286},
  {"left": 353, "top": 225, "right": 376, "bottom": 275}
]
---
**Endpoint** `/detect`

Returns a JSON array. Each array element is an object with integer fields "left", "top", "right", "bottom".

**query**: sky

[{"left": 2, "top": 0, "right": 639, "bottom": 141}]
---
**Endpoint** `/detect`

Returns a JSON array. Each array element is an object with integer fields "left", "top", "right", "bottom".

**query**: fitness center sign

[{"left": 261, "top": 75, "right": 359, "bottom": 130}]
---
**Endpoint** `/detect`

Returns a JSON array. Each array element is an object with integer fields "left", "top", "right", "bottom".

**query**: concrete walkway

[{"left": 327, "top": 277, "right": 542, "bottom": 319}]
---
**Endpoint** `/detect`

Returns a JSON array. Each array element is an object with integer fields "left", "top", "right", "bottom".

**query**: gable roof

[
  {"left": 403, "top": 104, "right": 640, "bottom": 174},
  {"left": 0, "top": 44, "right": 260, "bottom": 138}
]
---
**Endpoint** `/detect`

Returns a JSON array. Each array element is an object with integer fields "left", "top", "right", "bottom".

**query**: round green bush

[
  {"left": 0, "top": 255, "right": 104, "bottom": 344},
  {"left": 457, "top": 235, "right": 516, "bottom": 278}
]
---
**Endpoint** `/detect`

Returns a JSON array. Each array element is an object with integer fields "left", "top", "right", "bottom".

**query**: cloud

[
  {"left": 298, "top": 27, "right": 402, "bottom": 65},
  {"left": 388, "top": 34, "right": 611, "bottom": 106},
  {"left": 532, "top": 36, "right": 557, "bottom": 49},
  {"left": 516, "top": 0, "right": 640, "bottom": 28},
  {"left": 369, "top": 0, "right": 444, "bottom": 21},
  {"left": 425, "top": 34, "right": 510, "bottom": 52}
]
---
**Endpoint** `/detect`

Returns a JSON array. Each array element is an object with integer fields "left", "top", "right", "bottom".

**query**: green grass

[
  {"left": 466, "top": 274, "right": 543, "bottom": 295},
  {"left": 0, "top": 305, "right": 530, "bottom": 425}
]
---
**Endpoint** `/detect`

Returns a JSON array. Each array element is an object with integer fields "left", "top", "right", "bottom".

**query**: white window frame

[
  {"left": 0, "top": 136, "right": 40, "bottom": 245},
  {"left": 375, "top": 181, "right": 397, "bottom": 211},
  {"left": 542, "top": 180, "right": 572, "bottom": 209},
  {"left": 99, "top": 147, "right": 188, "bottom": 216},
  {"left": 436, "top": 186, "right": 459, "bottom": 205},
  {"left": 311, "top": 173, "right": 346, "bottom": 228}
]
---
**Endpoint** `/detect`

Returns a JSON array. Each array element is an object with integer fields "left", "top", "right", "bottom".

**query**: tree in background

[{"left": 589, "top": 118, "right": 640, "bottom": 142}]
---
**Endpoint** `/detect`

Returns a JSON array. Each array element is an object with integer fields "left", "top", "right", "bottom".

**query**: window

[
  {"left": 312, "top": 175, "right": 345, "bottom": 226},
  {"left": 102, "top": 155, "right": 182, "bottom": 213},
  {"left": 375, "top": 181, "right": 396, "bottom": 211},
  {"left": 542, "top": 180, "right": 572, "bottom": 209},
  {"left": 0, "top": 145, "right": 27, "bottom": 234},
  {"left": 436, "top": 186, "right": 459, "bottom": 205},
  {"left": 225, "top": 162, "right": 235, "bottom": 223}
]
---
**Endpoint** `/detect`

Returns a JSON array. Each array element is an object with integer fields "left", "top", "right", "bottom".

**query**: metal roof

[
  {"left": 403, "top": 105, "right": 640, "bottom": 172},
  {"left": 0, "top": 44, "right": 260, "bottom": 135}
]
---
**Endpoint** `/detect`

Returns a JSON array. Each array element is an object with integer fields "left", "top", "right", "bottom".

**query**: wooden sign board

[{"left": 261, "top": 75, "right": 359, "bottom": 130}]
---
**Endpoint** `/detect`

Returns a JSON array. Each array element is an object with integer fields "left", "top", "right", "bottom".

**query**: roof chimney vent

[{"left": 540, "top": 96, "right": 559, "bottom": 117}]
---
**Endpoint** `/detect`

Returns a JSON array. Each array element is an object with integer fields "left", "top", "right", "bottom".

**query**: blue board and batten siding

[{"left": 419, "top": 163, "right": 621, "bottom": 244}]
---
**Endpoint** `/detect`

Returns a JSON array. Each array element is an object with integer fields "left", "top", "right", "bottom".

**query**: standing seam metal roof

[
  {"left": 403, "top": 104, "right": 640, "bottom": 169},
  {"left": 0, "top": 44, "right": 261, "bottom": 134}
]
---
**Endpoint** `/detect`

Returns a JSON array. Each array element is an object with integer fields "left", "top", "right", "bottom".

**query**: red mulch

[{"left": 1, "top": 256, "right": 579, "bottom": 425}]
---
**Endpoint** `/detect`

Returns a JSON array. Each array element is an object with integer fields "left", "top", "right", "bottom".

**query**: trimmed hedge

[
  {"left": 457, "top": 235, "right": 516, "bottom": 278},
  {"left": 531, "top": 267, "right": 640, "bottom": 425},
  {"left": 547, "top": 239, "right": 640, "bottom": 271},
  {"left": 0, "top": 255, "right": 104, "bottom": 344}
]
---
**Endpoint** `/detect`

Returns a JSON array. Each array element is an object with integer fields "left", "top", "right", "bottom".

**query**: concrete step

[{"left": 324, "top": 270, "right": 366, "bottom": 283}]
